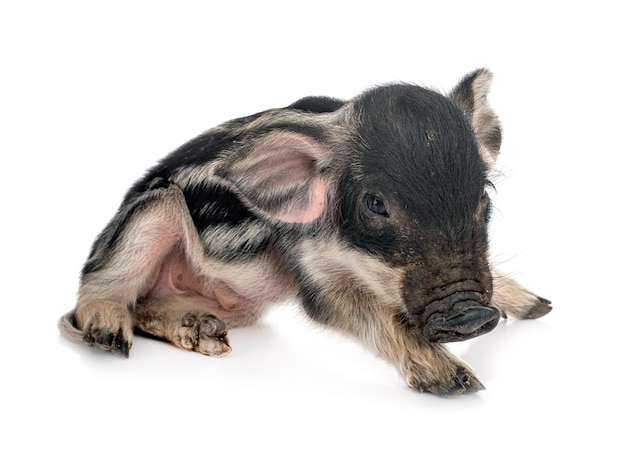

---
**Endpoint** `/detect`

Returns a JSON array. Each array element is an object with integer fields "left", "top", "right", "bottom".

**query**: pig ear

[
  {"left": 215, "top": 130, "right": 330, "bottom": 224},
  {"left": 449, "top": 68, "right": 502, "bottom": 169}
]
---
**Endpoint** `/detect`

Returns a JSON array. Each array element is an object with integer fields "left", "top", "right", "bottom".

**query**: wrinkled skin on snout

[
  {"left": 404, "top": 259, "right": 500, "bottom": 343},
  {"left": 59, "top": 69, "right": 552, "bottom": 397}
]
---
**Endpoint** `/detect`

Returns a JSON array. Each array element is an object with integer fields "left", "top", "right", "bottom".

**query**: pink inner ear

[
  {"left": 273, "top": 177, "right": 329, "bottom": 224},
  {"left": 219, "top": 130, "right": 330, "bottom": 224}
]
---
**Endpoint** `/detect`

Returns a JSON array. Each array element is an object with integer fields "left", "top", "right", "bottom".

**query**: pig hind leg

[
  {"left": 61, "top": 181, "right": 237, "bottom": 356},
  {"left": 135, "top": 295, "right": 231, "bottom": 357}
]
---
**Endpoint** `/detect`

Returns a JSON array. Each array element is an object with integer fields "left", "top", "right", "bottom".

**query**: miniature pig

[{"left": 59, "top": 68, "right": 551, "bottom": 396}]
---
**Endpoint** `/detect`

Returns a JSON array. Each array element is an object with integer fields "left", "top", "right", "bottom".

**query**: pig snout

[{"left": 421, "top": 290, "right": 500, "bottom": 343}]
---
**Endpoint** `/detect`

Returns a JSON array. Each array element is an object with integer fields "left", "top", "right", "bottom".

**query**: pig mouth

[{"left": 421, "top": 291, "right": 500, "bottom": 343}]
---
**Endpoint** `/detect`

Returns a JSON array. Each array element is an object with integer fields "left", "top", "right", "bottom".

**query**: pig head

[{"left": 313, "top": 70, "right": 502, "bottom": 343}]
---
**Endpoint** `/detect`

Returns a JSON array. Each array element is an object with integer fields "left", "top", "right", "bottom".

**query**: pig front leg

[
  {"left": 301, "top": 296, "right": 483, "bottom": 396},
  {"left": 369, "top": 308, "right": 484, "bottom": 396},
  {"left": 490, "top": 269, "right": 552, "bottom": 319}
]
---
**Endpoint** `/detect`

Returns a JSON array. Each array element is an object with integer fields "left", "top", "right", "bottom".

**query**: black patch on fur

[
  {"left": 288, "top": 96, "right": 345, "bottom": 113},
  {"left": 183, "top": 181, "right": 274, "bottom": 261},
  {"left": 183, "top": 181, "right": 257, "bottom": 231}
]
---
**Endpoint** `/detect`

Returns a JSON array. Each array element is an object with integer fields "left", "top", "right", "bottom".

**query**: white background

[{"left": 2, "top": 1, "right": 624, "bottom": 448}]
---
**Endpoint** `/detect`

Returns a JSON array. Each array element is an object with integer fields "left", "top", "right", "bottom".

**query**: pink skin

[
  {"left": 147, "top": 247, "right": 254, "bottom": 318},
  {"left": 274, "top": 177, "right": 329, "bottom": 224}
]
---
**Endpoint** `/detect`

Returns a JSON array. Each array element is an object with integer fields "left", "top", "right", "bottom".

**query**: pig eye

[{"left": 365, "top": 194, "right": 389, "bottom": 218}]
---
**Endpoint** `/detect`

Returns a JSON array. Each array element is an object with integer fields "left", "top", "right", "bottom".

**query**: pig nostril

[{"left": 422, "top": 302, "right": 500, "bottom": 343}]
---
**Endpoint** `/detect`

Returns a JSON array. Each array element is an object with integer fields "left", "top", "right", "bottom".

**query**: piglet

[{"left": 59, "top": 69, "right": 551, "bottom": 396}]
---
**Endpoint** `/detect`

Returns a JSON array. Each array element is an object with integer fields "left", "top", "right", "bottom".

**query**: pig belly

[{"left": 146, "top": 246, "right": 295, "bottom": 321}]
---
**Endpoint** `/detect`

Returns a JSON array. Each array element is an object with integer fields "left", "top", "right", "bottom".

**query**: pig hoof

[
  {"left": 423, "top": 368, "right": 485, "bottom": 397},
  {"left": 75, "top": 301, "right": 133, "bottom": 357},
  {"left": 523, "top": 296, "right": 552, "bottom": 319},
  {"left": 83, "top": 328, "right": 131, "bottom": 357},
  {"left": 179, "top": 312, "right": 231, "bottom": 357}
]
